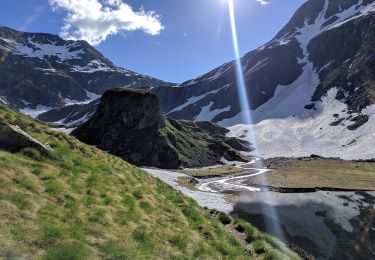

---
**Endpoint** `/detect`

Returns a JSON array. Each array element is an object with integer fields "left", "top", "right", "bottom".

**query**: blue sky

[{"left": 0, "top": 0, "right": 305, "bottom": 83}]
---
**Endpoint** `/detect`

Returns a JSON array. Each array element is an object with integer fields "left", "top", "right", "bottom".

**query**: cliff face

[{"left": 72, "top": 88, "right": 250, "bottom": 169}]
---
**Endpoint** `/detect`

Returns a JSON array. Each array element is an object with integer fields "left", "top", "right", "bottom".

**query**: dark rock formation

[
  {"left": 0, "top": 123, "right": 51, "bottom": 152},
  {"left": 72, "top": 88, "right": 250, "bottom": 169}
]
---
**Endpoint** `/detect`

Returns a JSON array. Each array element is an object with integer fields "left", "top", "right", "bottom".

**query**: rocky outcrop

[
  {"left": 72, "top": 88, "right": 250, "bottom": 169},
  {"left": 0, "top": 123, "right": 52, "bottom": 152}
]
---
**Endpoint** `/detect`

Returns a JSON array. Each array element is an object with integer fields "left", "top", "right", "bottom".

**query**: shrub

[
  {"left": 218, "top": 212, "right": 232, "bottom": 225},
  {"left": 253, "top": 240, "right": 267, "bottom": 255},
  {"left": 133, "top": 190, "right": 143, "bottom": 199},
  {"left": 234, "top": 223, "right": 245, "bottom": 233}
]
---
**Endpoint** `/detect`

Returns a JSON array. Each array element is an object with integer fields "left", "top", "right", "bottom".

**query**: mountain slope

[
  {"left": 0, "top": 25, "right": 172, "bottom": 118},
  {"left": 0, "top": 105, "right": 297, "bottom": 259},
  {"left": 154, "top": 0, "right": 375, "bottom": 159}
]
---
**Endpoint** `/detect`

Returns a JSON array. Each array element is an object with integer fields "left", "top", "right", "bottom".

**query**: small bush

[
  {"left": 234, "top": 223, "right": 245, "bottom": 233},
  {"left": 133, "top": 190, "right": 143, "bottom": 199},
  {"left": 253, "top": 240, "right": 269, "bottom": 255},
  {"left": 218, "top": 212, "right": 232, "bottom": 225}
]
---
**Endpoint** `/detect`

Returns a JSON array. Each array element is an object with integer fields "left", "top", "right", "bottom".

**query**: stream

[{"left": 197, "top": 160, "right": 268, "bottom": 193}]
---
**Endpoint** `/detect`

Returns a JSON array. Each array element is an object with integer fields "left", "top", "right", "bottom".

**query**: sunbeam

[{"left": 227, "top": 0, "right": 286, "bottom": 242}]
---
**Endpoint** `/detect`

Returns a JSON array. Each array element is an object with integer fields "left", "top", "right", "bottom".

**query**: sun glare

[{"left": 226, "top": 0, "right": 286, "bottom": 242}]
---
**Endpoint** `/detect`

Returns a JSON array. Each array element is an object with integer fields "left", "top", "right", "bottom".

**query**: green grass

[
  {"left": 159, "top": 119, "right": 247, "bottom": 167},
  {"left": 181, "top": 165, "right": 247, "bottom": 178},
  {"left": 0, "top": 105, "right": 298, "bottom": 259},
  {"left": 261, "top": 158, "right": 375, "bottom": 190}
]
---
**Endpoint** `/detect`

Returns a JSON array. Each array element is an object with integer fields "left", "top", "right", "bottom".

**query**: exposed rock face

[
  {"left": 72, "top": 88, "right": 250, "bottom": 169},
  {"left": 0, "top": 123, "right": 51, "bottom": 152}
]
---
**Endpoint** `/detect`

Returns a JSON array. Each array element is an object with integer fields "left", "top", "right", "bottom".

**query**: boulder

[{"left": 0, "top": 123, "right": 52, "bottom": 153}]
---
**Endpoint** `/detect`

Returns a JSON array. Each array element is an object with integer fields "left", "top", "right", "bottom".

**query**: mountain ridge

[{"left": 0, "top": 24, "right": 173, "bottom": 118}]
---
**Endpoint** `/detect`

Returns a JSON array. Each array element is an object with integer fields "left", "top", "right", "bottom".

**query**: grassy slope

[
  {"left": 262, "top": 158, "right": 375, "bottom": 190},
  {"left": 159, "top": 119, "right": 246, "bottom": 167},
  {"left": 0, "top": 105, "right": 298, "bottom": 260},
  {"left": 181, "top": 166, "right": 246, "bottom": 178}
]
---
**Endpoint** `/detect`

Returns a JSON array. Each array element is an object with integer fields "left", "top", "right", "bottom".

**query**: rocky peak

[
  {"left": 90, "top": 88, "right": 165, "bottom": 133},
  {"left": 72, "top": 88, "right": 250, "bottom": 169}
]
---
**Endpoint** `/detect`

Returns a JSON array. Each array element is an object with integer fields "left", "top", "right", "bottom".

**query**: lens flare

[{"left": 227, "top": 0, "right": 285, "bottom": 241}]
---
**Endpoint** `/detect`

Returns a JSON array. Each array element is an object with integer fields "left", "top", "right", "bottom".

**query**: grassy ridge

[{"left": 0, "top": 105, "right": 297, "bottom": 259}]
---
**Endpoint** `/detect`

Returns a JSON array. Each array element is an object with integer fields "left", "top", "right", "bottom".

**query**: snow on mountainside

[
  {"left": 0, "top": 25, "right": 173, "bottom": 120},
  {"left": 155, "top": 0, "right": 375, "bottom": 159}
]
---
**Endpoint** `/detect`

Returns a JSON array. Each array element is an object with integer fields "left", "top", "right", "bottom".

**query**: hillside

[{"left": 0, "top": 104, "right": 297, "bottom": 259}]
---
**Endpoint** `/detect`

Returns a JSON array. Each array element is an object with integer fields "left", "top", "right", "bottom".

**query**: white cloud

[
  {"left": 49, "top": 0, "right": 164, "bottom": 45},
  {"left": 256, "top": 0, "right": 269, "bottom": 5}
]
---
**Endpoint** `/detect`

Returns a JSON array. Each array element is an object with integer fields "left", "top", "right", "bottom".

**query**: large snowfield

[{"left": 218, "top": 0, "right": 375, "bottom": 160}]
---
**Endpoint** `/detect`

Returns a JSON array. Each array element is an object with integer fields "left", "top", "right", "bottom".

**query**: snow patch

[
  {"left": 20, "top": 105, "right": 53, "bottom": 118},
  {"left": 0, "top": 96, "right": 9, "bottom": 105},
  {"left": 167, "top": 84, "right": 230, "bottom": 115},
  {"left": 194, "top": 102, "right": 231, "bottom": 121},
  {"left": 0, "top": 36, "right": 84, "bottom": 61},
  {"left": 84, "top": 90, "right": 101, "bottom": 102}
]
